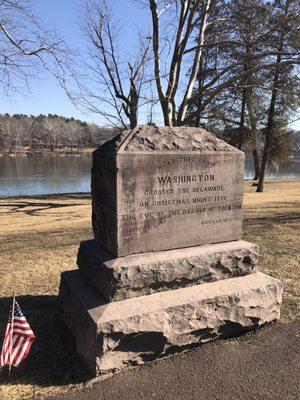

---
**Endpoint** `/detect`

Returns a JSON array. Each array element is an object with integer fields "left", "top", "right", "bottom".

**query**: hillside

[{"left": 0, "top": 114, "right": 117, "bottom": 154}]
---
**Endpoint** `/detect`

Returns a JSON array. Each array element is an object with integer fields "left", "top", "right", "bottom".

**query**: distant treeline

[
  {"left": 0, "top": 113, "right": 299, "bottom": 165},
  {"left": 0, "top": 113, "right": 117, "bottom": 154}
]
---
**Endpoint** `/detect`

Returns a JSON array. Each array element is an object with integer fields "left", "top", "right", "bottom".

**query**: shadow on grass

[
  {"left": 0, "top": 193, "right": 91, "bottom": 201},
  {"left": 0, "top": 294, "right": 88, "bottom": 388},
  {"left": 0, "top": 194, "right": 91, "bottom": 217},
  {"left": 243, "top": 211, "right": 300, "bottom": 226}
]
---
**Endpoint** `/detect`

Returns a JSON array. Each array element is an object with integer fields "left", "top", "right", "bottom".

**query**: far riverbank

[
  {"left": 1, "top": 153, "right": 300, "bottom": 198},
  {"left": 0, "top": 146, "right": 95, "bottom": 157}
]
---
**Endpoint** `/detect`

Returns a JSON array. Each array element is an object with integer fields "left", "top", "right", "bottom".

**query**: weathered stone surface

[
  {"left": 60, "top": 270, "right": 283, "bottom": 376},
  {"left": 99, "top": 126, "right": 237, "bottom": 152},
  {"left": 92, "top": 126, "right": 245, "bottom": 257},
  {"left": 77, "top": 239, "right": 259, "bottom": 301}
]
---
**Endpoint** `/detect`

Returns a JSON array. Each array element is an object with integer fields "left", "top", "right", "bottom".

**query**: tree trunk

[
  {"left": 245, "top": 93, "right": 260, "bottom": 180},
  {"left": 162, "top": 100, "right": 172, "bottom": 126},
  {"left": 149, "top": 0, "right": 171, "bottom": 126},
  {"left": 252, "top": 147, "right": 260, "bottom": 180},
  {"left": 129, "top": 108, "right": 137, "bottom": 129},
  {"left": 8, "top": 136, "right": 13, "bottom": 153},
  {"left": 238, "top": 88, "right": 246, "bottom": 150},
  {"left": 256, "top": 39, "right": 283, "bottom": 192},
  {"left": 256, "top": 92, "right": 277, "bottom": 192},
  {"left": 177, "top": 0, "right": 211, "bottom": 125},
  {"left": 195, "top": 55, "right": 205, "bottom": 127},
  {"left": 50, "top": 136, "right": 56, "bottom": 152},
  {"left": 14, "top": 138, "right": 18, "bottom": 155},
  {"left": 129, "top": 85, "right": 138, "bottom": 129}
]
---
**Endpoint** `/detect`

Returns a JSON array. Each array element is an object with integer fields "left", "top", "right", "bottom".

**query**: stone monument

[{"left": 60, "top": 126, "right": 283, "bottom": 377}]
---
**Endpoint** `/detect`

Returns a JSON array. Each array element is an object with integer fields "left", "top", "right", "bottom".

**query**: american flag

[{"left": 0, "top": 298, "right": 35, "bottom": 368}]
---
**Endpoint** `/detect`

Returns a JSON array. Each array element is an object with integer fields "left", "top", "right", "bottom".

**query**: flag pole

[{"left": 8, "top": 292, "right": 15, "bottom": 376}]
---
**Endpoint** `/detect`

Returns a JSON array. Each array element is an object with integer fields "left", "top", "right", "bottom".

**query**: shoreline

[
  {"left": 0, "top": 148, "right": 95, "bottom": 157},
  {"left": 0, "top": 178, "right": 299, "bottom": 200}
]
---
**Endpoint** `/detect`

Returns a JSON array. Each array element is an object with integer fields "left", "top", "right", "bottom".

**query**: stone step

[
  {"left": 60, "top": 270, "right": 282, "bottom": 376},
  {"left": 77, "top": 239, "right": 259, "bottom": 301}
]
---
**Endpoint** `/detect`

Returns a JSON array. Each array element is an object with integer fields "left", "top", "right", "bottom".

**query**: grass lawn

[{"left": 0, "top": 179, "right": 299, "bottom": 400}]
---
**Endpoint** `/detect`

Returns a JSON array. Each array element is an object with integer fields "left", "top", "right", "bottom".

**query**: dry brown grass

[
  {"left": 0, "top": 180, "right": 299, "bottom": 400},
  {"left": 243, "top": 180, "right": 300, "bottom": 322}
]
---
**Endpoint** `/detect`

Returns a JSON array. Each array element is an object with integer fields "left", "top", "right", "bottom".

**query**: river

[{"left": 0, "top": 154, "right": 299, "bottom": 197}]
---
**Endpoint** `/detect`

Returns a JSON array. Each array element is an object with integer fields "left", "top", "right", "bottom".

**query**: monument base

[
  {"left": 77, "top": 239, "right": 259, "bottom": 301},
  {"left": 60, "top": 270, "right": 283, "bottom": 377}
]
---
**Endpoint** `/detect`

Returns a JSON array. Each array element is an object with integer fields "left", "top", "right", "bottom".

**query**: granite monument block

[{"left": 92, "top": 126, "right": 245, "bottom": 256}]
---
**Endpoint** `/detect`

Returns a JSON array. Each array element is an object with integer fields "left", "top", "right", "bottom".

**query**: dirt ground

[{"left": 0, "top": 179, "right": 299, "bottom": 400}]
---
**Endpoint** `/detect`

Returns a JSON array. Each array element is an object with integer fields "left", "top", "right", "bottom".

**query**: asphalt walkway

[{"left": 51, "top": 320, "right": 300, "bottom": 400}]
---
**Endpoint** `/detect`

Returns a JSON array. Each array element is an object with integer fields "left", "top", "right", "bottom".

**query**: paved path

[{"left": 51, "top": 321, "right": 300, "bottom": 400}]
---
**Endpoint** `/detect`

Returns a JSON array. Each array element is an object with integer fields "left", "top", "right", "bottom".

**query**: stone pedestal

[
  {"left": 77, "top": 239, "right": 259, "bottom": 301},
  {"left": 60, "top": 270, "right": 282, "bottom": 376},
  {"left": 59, "top": 126, "right": 283, "bottom": 377}
]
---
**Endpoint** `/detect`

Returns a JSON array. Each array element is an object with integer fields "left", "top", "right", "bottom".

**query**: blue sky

[
  {"left": 0, "top": 0, "right": 149, "bottom": 125},
  {"left": 0, "top": 0, "right": 299, "bottom": 130}
]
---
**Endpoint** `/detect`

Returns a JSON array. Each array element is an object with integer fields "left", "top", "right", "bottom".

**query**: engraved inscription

[
  {"left": 157, "top": 174, "right": 215, "bottom": 185},
  {"left": 118, "top": 152, "right": 244, "bottom": 250}
]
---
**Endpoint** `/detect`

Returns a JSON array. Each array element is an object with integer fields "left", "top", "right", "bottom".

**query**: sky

[
  {"left": 0, "top": 0, "right": 150, "bottom": 126},
  {"left": 0, "top": 0, "right": 299, "bottom": 130}
]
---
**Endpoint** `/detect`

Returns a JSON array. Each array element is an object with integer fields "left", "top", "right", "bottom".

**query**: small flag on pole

[{"left": 0, "top": 295, "right": 35, "bottom": 370}]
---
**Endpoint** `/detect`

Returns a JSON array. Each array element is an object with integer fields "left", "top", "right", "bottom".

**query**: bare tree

[
  {"left": 257, "top": 0, "right": 300, "bottom": 192},
  {"left": 148, "top": 0, "right": 212, "bottom": 126},
  {"left": 42, "top": 117, "right": 63, "bottom": 152},
  {"left": 181, "top": 0, "right": 299, "bottom": 133},
  {"left": 0, "top": 0, "right": 69, "bottom": 95},
  {"left": 147, "top": 0, "right": 295, "bottom": 127},
  {"left": 1, "top": 115, "right": 33, "bottom": 153},
  {"left": 69, "top": 0, "right": 151, "bottom": 129},
  {"left": 64, "top": 119, "right": 85, "bottom": 152},
  {"left": 69, "top": 0, "right": 298, "bottom": 134}
]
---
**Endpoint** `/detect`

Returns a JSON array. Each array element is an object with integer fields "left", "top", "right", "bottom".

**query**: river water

[{"left": 0, "top": 154, "right": 299, "bottom": 197}]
